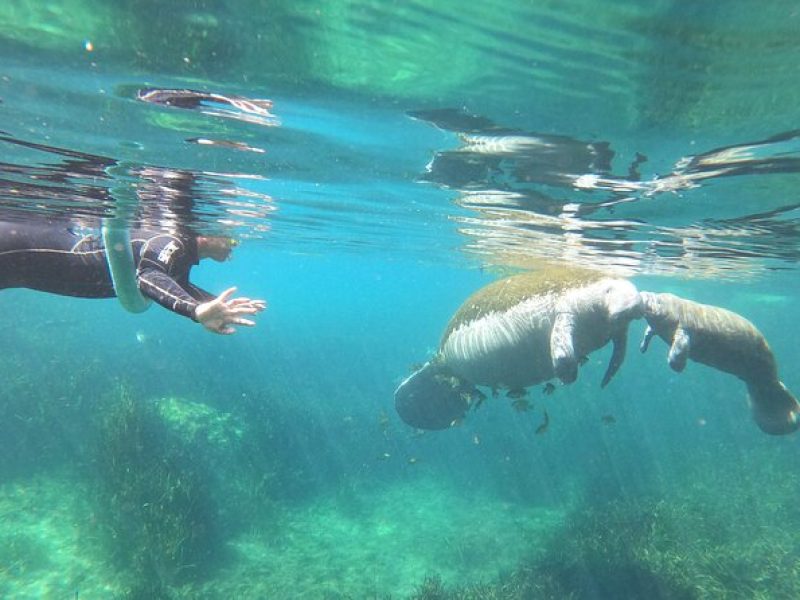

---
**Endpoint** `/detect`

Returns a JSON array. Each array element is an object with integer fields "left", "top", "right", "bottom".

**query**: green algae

[
  {"left": 154, "top": 395, "right": 243, "bottom": 449},
  {"left": 0, "top": 1, "right": 115, "bottom": 52},
  {"left": 145, "top": 111, "right": 235, "bottom": 137},
  {"left": 3, "top": 441, "right": 800, "bottom": 598},
  {"left": 0, "top": 474, "right": 122, "bottom": 598},
  {"left": 407, "top": 451, "right": 800, "bottom": 599},
  {"left": 0, "top": 533, "right": 51, "bottom": 581},
  {"left": 442, "top": 267, "right": 607, "bottom": 342},
  {"left": 4, "top": 0, "right": 800, "bottom": 136},
  {"left": 91, "top": 383, "right": 221, "bottom": 591},
  {"left": 190, "top": 476, "right": 565, "bottom": 598}
]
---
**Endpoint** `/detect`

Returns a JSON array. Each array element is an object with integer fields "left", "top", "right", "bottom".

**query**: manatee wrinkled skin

[
  {"left": 439, "top": 269, "right": 644, "bottom": 390},
  {"left": 640, "top": 291, "right": 800, "bottom": 435}
]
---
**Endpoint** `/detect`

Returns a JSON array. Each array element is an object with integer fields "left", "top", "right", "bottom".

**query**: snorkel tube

[
  {"left": 102, "top": 177, "right": 151, "bottom": 313},
  {"left": 102, "top": 223, "right": 151, "bottom": 313}
]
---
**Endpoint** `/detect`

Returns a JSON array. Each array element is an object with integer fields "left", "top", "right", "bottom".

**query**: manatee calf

[
  {"left": 640, "top": 291, "right": 800, "bottom": 435},
  {"left": 395, "top": 269, "right": 644, "bottom": 430}
]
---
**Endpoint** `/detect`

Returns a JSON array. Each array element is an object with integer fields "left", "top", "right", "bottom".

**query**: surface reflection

[
  {"left": 0, "top": 129, "right": 274, "bottom": 236},
  {"left": 411, "top": 108, "right": 800, "bottom": 277}
]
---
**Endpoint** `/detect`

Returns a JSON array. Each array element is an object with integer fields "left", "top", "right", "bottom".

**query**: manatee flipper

[
  {"left": 601, "top": 328, "right": 628, "bottom": 388},
  {"left": 640, "top": 325, "right": 655, "bottom": 353},
  {"left": 551, "top": 312, "right": 578, "bottom": 384},
  {"left": 667, "top": 326, "right": 690, "bottom": 372}
]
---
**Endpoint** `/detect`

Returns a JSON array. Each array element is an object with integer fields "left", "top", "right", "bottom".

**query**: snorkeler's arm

[
  {"left": 134, "top": 231, "right": 266, "bottom": 332},
  {"left": 138, "top": 270, "right": 266, "bottom": 333},
  {"left": 137, "top": 267, "right": 204, "bottom": 320},
  {"left": 185, "top": 282, "right": 217, "bottom": 303},
  {"left": 131, "top": 232, "right": 200, "bottom": 319}
]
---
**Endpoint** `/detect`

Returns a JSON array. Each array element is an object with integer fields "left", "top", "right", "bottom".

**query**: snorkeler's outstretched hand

[{"left": 195, "top": 286, "right": 267, "bottom": 335}]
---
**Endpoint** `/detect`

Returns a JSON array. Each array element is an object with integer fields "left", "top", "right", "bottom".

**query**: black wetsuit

[{"left": 0, "top": 219, "right": 214, "bottom": 320}]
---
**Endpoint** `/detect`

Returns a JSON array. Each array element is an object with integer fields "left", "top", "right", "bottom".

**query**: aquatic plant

[
  {"left": 409, "top": 575, "right": 449, "bottom": 599},
  {"left": 406, "top": 446, "right": 800, "bottom": 599},
  {"left": 0, "top": 532, "right": 50, "bottom": 580},
  {"left": 0, "top": 1, "right": 115, "bottom": 52},
  {"left": 91, "top": 381, "right": 220, "bottom": 590},
  {"left": 153, "top": 393, "right": 282, "bottom": 535},
  {"left": 154, "top": 395, "right": 244, "bottom": 450},
  {"left": 0, "top": 324, "right": 110, "bottom": 479}
]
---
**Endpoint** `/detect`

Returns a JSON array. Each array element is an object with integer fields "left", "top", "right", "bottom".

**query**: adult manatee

[{"left": 395, "top": 269, "right": 644, "bottom": 430}]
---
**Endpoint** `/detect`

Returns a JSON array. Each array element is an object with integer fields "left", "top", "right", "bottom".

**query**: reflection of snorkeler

[{"left": 0, "top": 218, "right": 266, "bottom": 334}]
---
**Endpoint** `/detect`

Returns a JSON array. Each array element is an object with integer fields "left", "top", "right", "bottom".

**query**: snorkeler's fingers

[
  {"left": 208, "top": 323, "right": 236, "bottom": 335},
  {"left": 228, "top": 297, "right": 255, "bottom": 307},
  {"left": 227, "top": 305, "right": 261, "bottom": 315},
  {"left": 217, "top": 287, "right": 237, "bottom": 303},
  {"left": 227, "top": 304, "right": 265, "bottom": 315},
  {"left": 229, "top": 297, "right": 267, "bottom": 310},
  {"left": 231, "top": 317, "right": 256, "bottom": 327}
]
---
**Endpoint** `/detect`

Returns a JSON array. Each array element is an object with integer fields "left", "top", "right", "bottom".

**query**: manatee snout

[
  {"left": 604, "top": 280, "right": 644, "bottom": 323},
  {"left": 394, "top": 361, "right": 471, "bottom": 430}
]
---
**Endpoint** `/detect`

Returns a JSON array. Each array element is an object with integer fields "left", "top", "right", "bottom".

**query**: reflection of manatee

[
  {"left": 395, "top": 269, "right": 644, "bottom": 430},
  {"left": 640, "top": 292, "right": 800, "bottom": 435}
]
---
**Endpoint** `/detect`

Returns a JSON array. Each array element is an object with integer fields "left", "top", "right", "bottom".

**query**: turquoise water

[{"left": 2, "top": 2, "right": 800, "bottom": 598}]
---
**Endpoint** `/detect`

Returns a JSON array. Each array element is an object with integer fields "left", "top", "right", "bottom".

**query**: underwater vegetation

[
  {"left": 0, "top": 315, "right": 108, "bottom": 479},
  {"left": 2, "top": 345, "right": 800, "bottom": 597},
  {"left": 5, "top": 0, "right": 800, "bottom": 132},
  {"left": 91, "top": 382, "right": 221, "bottom": 594},
  {"left": 4, "top": 301, "right": 800, "bottom": 598},
  {"left": 83, "top": 380, "right": 361, "bottom": 597},
  {"left": 407, "top": 449, "right": 800, "bottom": 600}
]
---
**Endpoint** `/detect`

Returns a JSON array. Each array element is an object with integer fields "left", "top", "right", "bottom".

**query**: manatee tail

[{"left": 747, "top": 380, "right": 800, "bottom": 435}]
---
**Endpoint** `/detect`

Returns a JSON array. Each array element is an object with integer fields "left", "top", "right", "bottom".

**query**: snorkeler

[{"left": 0, "top": 218, "right": 266, "bottom": 335}]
